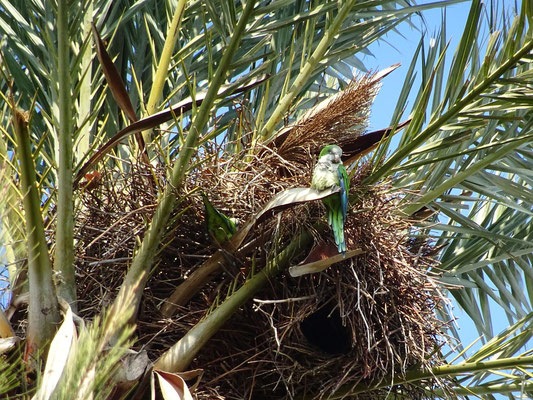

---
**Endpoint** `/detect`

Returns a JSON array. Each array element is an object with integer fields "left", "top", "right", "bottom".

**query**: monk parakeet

[
  {"left": 201, "top": 192, "right": 238, "bottom": 246},
  {"left": 311, "top": 145, "right": 349, "bottom": 255}
]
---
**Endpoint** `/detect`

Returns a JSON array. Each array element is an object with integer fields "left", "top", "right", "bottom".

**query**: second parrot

[{"left": 201, "top": 192, "right": 238, "bottom": 247}]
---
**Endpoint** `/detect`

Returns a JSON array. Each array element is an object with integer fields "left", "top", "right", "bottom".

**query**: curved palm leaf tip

[
  {"left": 201, "top": 192, "right": 237, "bottom": 246},
  {"left": 311, "top": 145, "right": 349, "bottom": 255}
]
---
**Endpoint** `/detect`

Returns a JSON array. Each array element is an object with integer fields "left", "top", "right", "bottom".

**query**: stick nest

[{"left": 72, "top": 73, "right": 448, "bottom": 399}]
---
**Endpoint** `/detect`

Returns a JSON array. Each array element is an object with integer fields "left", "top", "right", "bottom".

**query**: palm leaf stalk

[
  {"left": 54, "top": 0, "right": 76, "bottom": 311},
  {"left": 75, "top": 1, "right": 93, "bottom": 163},
  {"left": 434, "top": 382, "right": 533, "bottom": 397},
  {"left": 10, "top": 100, "right": 60, "bottom": 354},
  {"left": 330, "top": 311, "right": 533, "bottom": 398},
  {"left": 0, "top": 117, "right": 26, "bottom": 294},
  {"left": 145, "top": 0, "right": 188, "bottom": 118}
]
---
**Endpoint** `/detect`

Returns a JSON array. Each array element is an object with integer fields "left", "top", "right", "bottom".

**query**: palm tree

[{"left": 1, "top": 0, "right": 533, "bottom": 398}]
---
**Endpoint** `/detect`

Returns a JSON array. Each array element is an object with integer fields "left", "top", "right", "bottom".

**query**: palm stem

[
  {"left": 11, "top": 104, "right": 60, "bottom": 354},
  {"left": 434, "top": 382, "right": 533, "bottom": 397},
  {"left": 54, "top": 0, "right": 76, "bottom": 311},
  {"left": 145, "top": 0, "right": 188, "bottom": 117}
]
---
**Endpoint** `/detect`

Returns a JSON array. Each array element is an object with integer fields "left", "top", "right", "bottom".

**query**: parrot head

[{"left": 318, "top": 144, "right": 343, "bottom": 164}]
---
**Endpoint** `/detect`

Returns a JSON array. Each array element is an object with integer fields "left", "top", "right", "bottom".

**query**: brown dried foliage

[{"left": 275, "top": 73, "right": 378, "bottom": 167}]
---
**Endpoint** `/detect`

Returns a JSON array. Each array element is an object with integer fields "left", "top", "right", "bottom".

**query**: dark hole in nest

[{"left": 300, "top": 303, "right": 352, "bottom": 355}]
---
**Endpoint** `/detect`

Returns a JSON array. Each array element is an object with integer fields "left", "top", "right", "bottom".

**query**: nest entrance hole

[{"left": 300, "top": 302, "right": 352, "bottom": 355}]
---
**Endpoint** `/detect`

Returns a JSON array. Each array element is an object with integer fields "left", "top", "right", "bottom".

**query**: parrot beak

[{"left": 334, "top": 154, "right": 341, "bottom": 163}]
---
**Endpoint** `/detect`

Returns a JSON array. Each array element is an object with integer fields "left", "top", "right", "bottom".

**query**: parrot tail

[{"left": 328, "top": 207, "right": 346, "bottom": 256}]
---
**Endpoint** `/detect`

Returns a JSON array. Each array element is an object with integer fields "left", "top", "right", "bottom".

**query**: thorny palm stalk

[
  {"left": 11, "top": 105, "right": 60, "bottom": 353},
  {"left": 54, "top": 0, "right": 76, "bottom": 311}
]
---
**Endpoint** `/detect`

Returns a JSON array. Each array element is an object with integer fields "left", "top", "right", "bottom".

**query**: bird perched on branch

[
  {"left": 201, "top": 192, "right": 238, "bottom": 247},
  {"left": 311, "top": 145, "right": 349, "bottom": 255}
]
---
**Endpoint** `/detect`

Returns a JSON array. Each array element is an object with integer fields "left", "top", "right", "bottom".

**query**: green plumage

[
  {"left": 201, "top": 192, "right": 237, "bottom": 246},
  {"left": 311, "top": 145, "right": 349, "bottom": 255}
]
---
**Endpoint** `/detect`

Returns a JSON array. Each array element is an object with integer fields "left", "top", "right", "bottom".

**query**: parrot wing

[{"left": 337, "top": 163, "right": 349, "bottom": 222}]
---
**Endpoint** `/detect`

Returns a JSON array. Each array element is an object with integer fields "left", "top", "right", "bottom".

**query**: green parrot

[
  {"left": 201, "top": 192, "right": 238, "bottom": 246},
  {"left": 311, "top": 145, "right": 349, "bottom": 255}
]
